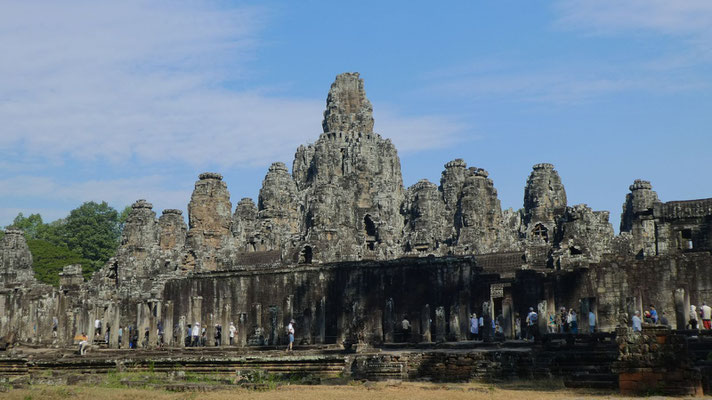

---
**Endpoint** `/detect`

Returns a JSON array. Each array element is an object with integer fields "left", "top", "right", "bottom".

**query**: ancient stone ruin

[{"left": 2, "top": 72, "right": 712, "bottom": 395}]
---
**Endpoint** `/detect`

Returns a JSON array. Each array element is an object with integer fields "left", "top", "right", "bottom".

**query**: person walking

[
  {"left": 702, "top": 302, "right": 712, "bottom": 329},
  {"left": 478, "top": 314, "right": 484, "bottom": 340},
  {"left": 588, "top": 310, "right": 596, "bottom": 334},
  {"left": 548, "top": 312, "right": 557, "bottom": 333},
  {"left": 191, "top": 323, "right": 200, "bottom": 347},
  {"left": 118, "top": 326, "right": 123, "bottom": 349},
  {"left": 286, "top": 319, "right": 295, "bottom": 352},
  {"left": 690, "top": 305, "right": 699, "bottom": 329},
  {"left": 78, "top": 332, "right": 89, "bottom": 355},
  {"left": 632, "top": 311, "right": 642, "bottom": 332},
  {"left": 568, "top": 309, "right": 578, "bottom": 334},
  {"left": 526, "top": 307, "right": 538, "bottom": 341},
  {"left": 469, "top": 313, "right": 478, "bottom": 340},
  {"left": 514, "top": 314, "right": 522, "bottom": 340},
  {"left": 401, "top": 316, "right": 411, "bottom": 343},
  {"left": 229, "top": 322, "right": 236, "bottom": 346}
]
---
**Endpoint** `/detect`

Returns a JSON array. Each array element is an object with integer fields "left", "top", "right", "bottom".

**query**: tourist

[
  {"left": 118, "top": 326, "right": 123, "bottom": 349},
  {"left": 701, "top": 302, "right": 712, "bottom": 329},
  {"left": 286, "top": 319, "right": 295, "bottom": 352},
  {"left": 229, "top": 322, "right": 236, "bottom": 346},
  {"left": 560, "top": 307, "right": 569, "bottom": 333},
  {"left": 478, "top": 314, "right": 484, "bottom": 340},
  {"left": 526, "top": 307, "right": 538, "bottom": 340},
  {"left": 514, "top": 314, "right": 522, "bottom": 340},
  {"left": 568, "top": 309, "right": 578, "bottom": 334},
  {"left": 659, "top": 311, "right": 670, "bottom": 327},
  {"left": 689, "top": 305, "right": 699, "bottom": 329},
  {"left": 547, "top": 312, "right": 557, "bottom": 333},
  {"left": 401, "top": 316, "right": 411, "bottom": 342},
  {"left": 78, "top": 332, "right": 89, "bottom": 355},
  {"left": 94, "top": 318, "right": 102, "bottom": 335},
  {"left": 643, "top": 310, "right": 653, "bottom": 324},
  {"left": 191, "top": 322, "right": 200, "bottom": 347},
  {"left": 632, "top": 311, "right": 642, "bottom": 332},
  {"left": 143, "top": 328, "right": 149, "bottom": 348},
  {"left": 214, "top": 324, "right": 222, "bottom": 346},
  {"left": 128, "top": 326, "right": 134, "bottom": 349},
  {"left": 588, "top": 310, "right": 596, "bottom": 334},
  {"left": 649, "top": 305, "right": 658, "bottom": 324},
  {"left": 469, "top": 313, "right": 478, "bottom": 340},
  {"left": 201, "top": 326, "right": 207, "bottom": 346},
  {"left": 157, "top": 322, "right": 164, "bottom": 347}
]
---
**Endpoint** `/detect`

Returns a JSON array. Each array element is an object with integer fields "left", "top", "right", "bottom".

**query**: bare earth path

[{"left": 0, "top": 382, "right": 668, "bottom": 400}]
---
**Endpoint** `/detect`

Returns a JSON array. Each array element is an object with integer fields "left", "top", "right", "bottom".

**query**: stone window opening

[
  {"left": 680, "top": 229, "right": 693, "bottom": 250},
  {"left": 364, "top": 215, "right": 378, "bottom": 250},
  {"left": 531, "top": 223, "right": 548, "bottom": 242},
  {"left": 300, "top": 245, "right": 313, "bottom": 264}
]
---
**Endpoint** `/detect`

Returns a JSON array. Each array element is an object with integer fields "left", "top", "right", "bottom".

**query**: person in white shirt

[
  {"left": 286, "top": 319, "right": 295, "bottom": 351},
  {"left": 632, "top": 311, "right": 642, "bottom": 332},
  {"left": 229, "top": 322, "right": 237, "bottom": 346},
  {"left": 191, "top": 323, "right": 200, "bottom": 347},
  {"left": 702, "top": 302, "right": 712, "bottom": 329}
]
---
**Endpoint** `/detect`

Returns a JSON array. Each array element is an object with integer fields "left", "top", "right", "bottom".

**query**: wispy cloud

[
  {"left": 0, "top": 1, "right": 464, "bottom": 170},
  {"left": 420, "top": 2, "right": 712, "bottom": 105},
  {"left": 0, "top": 174, "right": 191, "bottom": 222},
  {"left": 554, "top": 0, "right": 712, "bottom": 38}
]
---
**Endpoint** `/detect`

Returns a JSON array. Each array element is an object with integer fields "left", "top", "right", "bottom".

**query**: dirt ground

[{"left": 0, "top": 382, "right": 664, "bottom": 400}]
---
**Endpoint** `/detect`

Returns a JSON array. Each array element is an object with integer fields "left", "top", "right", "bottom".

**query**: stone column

[
  {"left": 317, "top": 297, "right": 326, "bottom": 344},
  {"left": 435, "top": 306, "right": 446, "bottom": 342},
  {"left": 421, "top": 304, "right": 431, "bottom": 343},
  {"left": 502, "top": 294, "right": 513, "bottom": 339},
  {"left": 178, "top": 315, "right": 186, "bottom": 347},
  {"left": 163, "top": 301, "right": 174, "bottom": 347},
  {"left": 449, "top": 305, "right": 460, "bottom": 341},
  {"left": 674, "top": 288, "right": 689, "bottom": 330},
  {"left": 384, "top": 298, "right": 395, "bottom": 342},
  {"left": 149, "top": 300, "right": 160, "bottom": 347},
  {"left": 191, "top": 296, "right": 203, "bottom": 330},
  {"left": 537, "top": 301, "right": 547, "bottom": 335}
]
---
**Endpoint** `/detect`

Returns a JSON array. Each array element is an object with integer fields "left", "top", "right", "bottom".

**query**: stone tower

[
  {"left": 186, "top": 172, "right": 235, "bottom": 270},
  {"left": 620, "top": 179, "right": 660, "bottom": 257},
  {"left": 0, "top": 229, "right": 34, "bottom": 286},
  {"left": 292, "top": 72, "right": 405, "bottom": 262},
  {"left": 523, "top": 163, "right": 567, "bottom": 241}
]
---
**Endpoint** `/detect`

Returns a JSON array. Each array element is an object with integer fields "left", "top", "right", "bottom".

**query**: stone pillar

[
  {"left": 674, "top": 288, "right": 689, "bottom": 330},
  {"left": 502, "top": 295, "right": 513, "bottom": 339},
  {"left": 178, "top": 315, "right": 186, "bottom": 347},
  {"left": 435, "top": 306, "right": 446, "bottom": 342},
  {"left": 537, "top": 301, "right": 547, "bottom": 335},
  {"left": 449, "top": 305, "right": 460, "bottom": 341},
  {"left": 191, "top": 296, "right": 203, "bottom": 329},
  {"left": 110, "top": 303, "right": 121, "bottom": 348},
  {"left": 238, "top": 312, "right": 247, "bottom": 347},
  {"left": 421, "top": 304, "right": 431, "bottom": 343},
  {"left": 149, "top": 300, "right": 160, "bottom": 347},
  {"left": 163, "top": 301, "right": 174, "bottom": 346},
  {"left": 318, "top": 297, "right": 326, "bottom": 344},
  {"left": 384, "top": 298, "right": 394, "bottom": 342},
  {"left": 221, "top": 302, "right": 231, "bottom": 347}
]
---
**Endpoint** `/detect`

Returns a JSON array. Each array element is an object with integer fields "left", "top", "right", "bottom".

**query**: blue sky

[{"left": 1, "top": 0, "right": 711, "bottom": 232}]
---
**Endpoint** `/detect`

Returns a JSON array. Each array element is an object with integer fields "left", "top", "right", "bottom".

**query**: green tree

[
  {"left": 63, "top": 201, "right": 121, "bottom": 273},
  {"left": 118, "top": 204, "right": 133, "bottom": 232},
  {"left": 27, "top": 239, "right": 93, "bottom": 286},
  {"left": 10, "top": 213, "right": 44, "bottom": 238}
]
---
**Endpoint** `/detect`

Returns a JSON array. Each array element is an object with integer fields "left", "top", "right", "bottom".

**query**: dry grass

[{"left": 0, "top": 382, "right": 645, "bottom": 400}]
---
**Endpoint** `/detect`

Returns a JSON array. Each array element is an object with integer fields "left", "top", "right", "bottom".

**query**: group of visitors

[
  {"left": 632, "top": 304, "right": 671, "bottom": 331},
  {"left": 687, "top": 302, "right": 712, "bottom": 330},
  {"left": 183, "top": 322, "right": 238, "bottom": 347}
]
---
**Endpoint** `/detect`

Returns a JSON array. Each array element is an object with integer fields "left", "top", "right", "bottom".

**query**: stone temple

[{"left": 1, "top": 73, "right": 712, "bottom": 394}]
